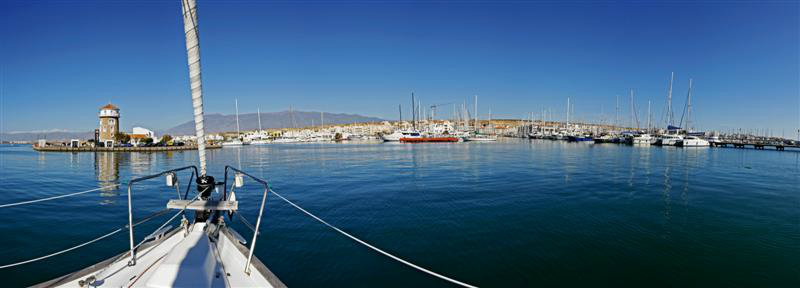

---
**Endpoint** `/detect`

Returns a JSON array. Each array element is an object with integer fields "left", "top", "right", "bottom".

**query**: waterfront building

[
  {"left": 130, "top": 127, "right": 156, "bottom": 146},
  {"left": 98, "top": 103, "right": 120, "bottom": 147}
]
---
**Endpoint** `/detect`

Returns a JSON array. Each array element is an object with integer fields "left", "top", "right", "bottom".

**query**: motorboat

[
  {"left": 464, "top": 134, "right": 497, "bottom": 142},
  {"left": 381, "top": 130, "right": 422, "bottom": 142},
  {"left": 221, "top": 139, "right": 245, "bottom": 146},
  {"left": 593, "top": 134, "right": 613, "bottom": 143},
  {"left": 658, "top": 134, "right": 683, "bottom": 146},
  {"left": 567, "top": 135, "right": 593, "bottom": 142},
  {"left": 632, "top": 134, "right": 652, "bottom": 145},
  {"left": 676, "top": 135, "right": 710, "bottom": 147}
]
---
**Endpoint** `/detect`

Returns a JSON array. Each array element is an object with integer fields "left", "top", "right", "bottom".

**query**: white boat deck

[{"left": 36, "top": 222, "right": 284, "bottom": 288}]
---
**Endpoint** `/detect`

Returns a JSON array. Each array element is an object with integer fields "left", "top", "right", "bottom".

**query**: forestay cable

[{"left": 268, "top": 189, "right": 478, "bottom": 288}]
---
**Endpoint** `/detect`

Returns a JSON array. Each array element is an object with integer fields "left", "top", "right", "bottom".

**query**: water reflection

[
  {"left": 662, "top": 153, "right": 672, "bottom": 238},
  {"left": 94, "top": 152, "right": 121, "bottom": 203}
]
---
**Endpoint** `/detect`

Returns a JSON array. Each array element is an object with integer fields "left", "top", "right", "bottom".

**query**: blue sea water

[{"left": 0, "top": 140, "right": 798, "bottom": 287}]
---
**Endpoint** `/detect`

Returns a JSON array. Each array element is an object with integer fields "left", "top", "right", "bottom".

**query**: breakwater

[{"left": 32, "top": 144, "right": 221, "bottom": 152}]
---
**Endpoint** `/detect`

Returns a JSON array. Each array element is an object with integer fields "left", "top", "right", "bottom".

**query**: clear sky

[{"left": 1, "top": 0, "right": 798, "bottom": 136}]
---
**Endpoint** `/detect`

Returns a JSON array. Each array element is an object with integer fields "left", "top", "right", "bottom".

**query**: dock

[
  {"left": 32, "top": 144, "right": 222, "bottom": 152},
  {"left": 711, "top": 141, "right": 799, "bottom": 151}
]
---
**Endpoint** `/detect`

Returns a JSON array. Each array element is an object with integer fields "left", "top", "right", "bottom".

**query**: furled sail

[{"left": 181, "top": 0, "right": 207, "bottom": 175}]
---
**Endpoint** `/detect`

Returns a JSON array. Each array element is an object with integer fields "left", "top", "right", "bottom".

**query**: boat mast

[
  {"left": 630, "top": 89, "right": 640, "bottom": 130},
  {"left": 411, "top": 92, "right": 416, "bottom": 130},
  {"left": 667, "top": 72, "right": 674, "bottom": 127},
  {"left": 615, "top": 94, "right": 619, "bottom": 129},
  {"left": 474, "top": 95, "right": 478, "bottom": 131},
  {"left": 181, "top": 0, "right": 207, "bottom": 175},
  {"left": 686, "top": 78, "right": 693, "bottom": 132},
  {"left": 566, "top": 97, "right": 570, "bottom": 129},
  {"left": 647, "top": 100, "right": 651, "bottom": 132},
  {"left": 235, "top": 98, "right": 241, "bottom": 137},
  {"left": 257, "top": 107, "right": 262, "bottom": 131}
]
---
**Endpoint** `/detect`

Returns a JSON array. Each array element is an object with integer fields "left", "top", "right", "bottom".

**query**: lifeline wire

[{"left": 269, "top": 188, "right": 478, "bottom": 288}]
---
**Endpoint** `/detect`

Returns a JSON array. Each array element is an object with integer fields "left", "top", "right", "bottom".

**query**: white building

[{"left": 130, "top": 127, "right": 156, "bottom": 146}]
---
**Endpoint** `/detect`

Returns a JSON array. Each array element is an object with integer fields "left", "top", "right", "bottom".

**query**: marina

[
  {"left": 1, "top": 0, "right": 798, "bottom": 287},
  {"left": 2, "top": 139, "right": 799, "bottom": 287}
]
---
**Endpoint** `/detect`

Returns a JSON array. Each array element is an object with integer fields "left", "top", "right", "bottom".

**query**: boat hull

[{"left": 400, "top": 137, "right": 459, "bottom": 143}]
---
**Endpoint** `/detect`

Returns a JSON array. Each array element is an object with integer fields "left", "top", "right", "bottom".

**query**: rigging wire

[
  {"left": 268, "top": 188, "right": 478, "bottom": 288},
  {"left": 0, "top": 184, "right": 123, "bottom": 208}
]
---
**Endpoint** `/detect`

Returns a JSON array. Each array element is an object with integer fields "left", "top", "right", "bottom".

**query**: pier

[
  {"left": 32, "top": 144, "right": 222, "bottom": 152},
  {"left": 711, "top": 141, "right": 800, "bottom": 151}
]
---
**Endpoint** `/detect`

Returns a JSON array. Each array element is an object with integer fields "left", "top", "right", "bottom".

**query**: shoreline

[{"left": 31, "top": 144, "right": 222, "bottom": 152}]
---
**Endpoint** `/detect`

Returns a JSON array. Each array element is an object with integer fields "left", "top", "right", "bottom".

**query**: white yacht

[
  {"left": 658, "top": 134, "right": 683, "bottom": 146},
  {"left": 632, "top": 134, "right": 652, "bottom": 145},
  {"left": 221, "top": 139, "right": 244, "bottom": 146},
  {"left": 676, "top": 135, "right": 710, "bottom": 147},
  {"left": 464, "top": 134, "right": 497, "bottom": 142},
  {"left": 271, "top": 137, "right": 303, "bottom": 143},
  {"left": 37, "top": 203, "right": 285, "bottom": 288},
  {"left": 381, "top": 130, "right": 422, "bottom": 141}
]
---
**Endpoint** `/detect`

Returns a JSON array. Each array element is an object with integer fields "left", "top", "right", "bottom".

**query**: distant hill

[
  {"left": 0, "top": 131, "right": 93, "bottom": 142},
  {"left": 164, "top": 110, "right": 385, "bottom": 135}
]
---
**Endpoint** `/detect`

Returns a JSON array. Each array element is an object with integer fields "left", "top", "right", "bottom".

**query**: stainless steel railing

[
  {"left": 222, "top": 165, "right": 270, "bottom": 275},
  {"left": 126, "top": 165, "right": 198, "bottom": 266}
]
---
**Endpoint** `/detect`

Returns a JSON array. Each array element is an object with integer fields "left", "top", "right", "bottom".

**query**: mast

[
  {"left": 686, "top": 78, "right": 693, "bottom": 132},
  {"left": 235, "top": 98, "right": 241, "bottom": 137},
  {"left": 615, "top": 95, "right": 619, "bottom": 129},
  {"left": 411, "top": 92, "right": 416, "bottom": 130},
  {"left": 399, "top": 104, "right": 402, "bottom": 122},
  {"left": 321, "top": 111, "right": 324, "bottom": 128},
  {"left": 566, "top": 97, "right": 570, "bottom": 129},
  {"left": 630, "top": 89, "right": 640, "bottom": 130},
  {"left": 181, "top": 0, "right": 207, "bottom": 175},
  {"left": 474, "top": 95, "right": 478, "bottom": 131},
  {"left": 666, "top": 73, "right": 674, "bottom": 127},
  {"left": 647, "top": 100, "right": 651, "bottom": 131},
  {"left": 257, "top": 107, "right": 262, "bottom": 131}
]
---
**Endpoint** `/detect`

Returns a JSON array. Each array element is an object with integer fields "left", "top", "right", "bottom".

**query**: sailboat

[
  {"left": 464, "top": 96, "right": 497, "bottom": 142},
  {"left": 250, "top": 107, "right": 270, "bottom": 145},
  {"left": 675, "top": 79, "right": 709, "bottom": 147},
  {"left": 221, "top": 98, "right": 249, "bottom": 146},
  {"left": 655, "top": 72, "right": 683, "bottom": 146}
]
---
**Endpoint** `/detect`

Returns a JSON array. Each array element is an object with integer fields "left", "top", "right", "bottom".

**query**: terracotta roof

[
  {"left": 129, "top": 134, "right": 149, "bottom": 139},
  {"left": 100, "top": 103, "right": 119, "bottom": 110}
]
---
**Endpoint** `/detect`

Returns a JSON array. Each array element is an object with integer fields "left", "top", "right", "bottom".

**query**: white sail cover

[{"left": 181, "top": 0, "right": 207, "bottom": 175}]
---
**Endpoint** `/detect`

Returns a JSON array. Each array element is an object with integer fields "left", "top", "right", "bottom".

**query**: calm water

[{"left": 0, "top": 140, "right": 798, "bottom": 287}]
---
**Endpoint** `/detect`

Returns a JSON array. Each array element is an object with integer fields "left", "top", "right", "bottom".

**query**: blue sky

[{"left": 1, "top": 0, "right": 798, "bottom": 136}]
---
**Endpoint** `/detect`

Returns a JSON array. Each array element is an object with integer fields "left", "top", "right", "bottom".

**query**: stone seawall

[{"left": 32, "top": 145, "right": 222, "bottom": 152}]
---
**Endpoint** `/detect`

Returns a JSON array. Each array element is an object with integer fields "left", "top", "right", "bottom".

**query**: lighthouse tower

[{"left": 98, "top": 103, "right": 120, "bottom": 147}]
